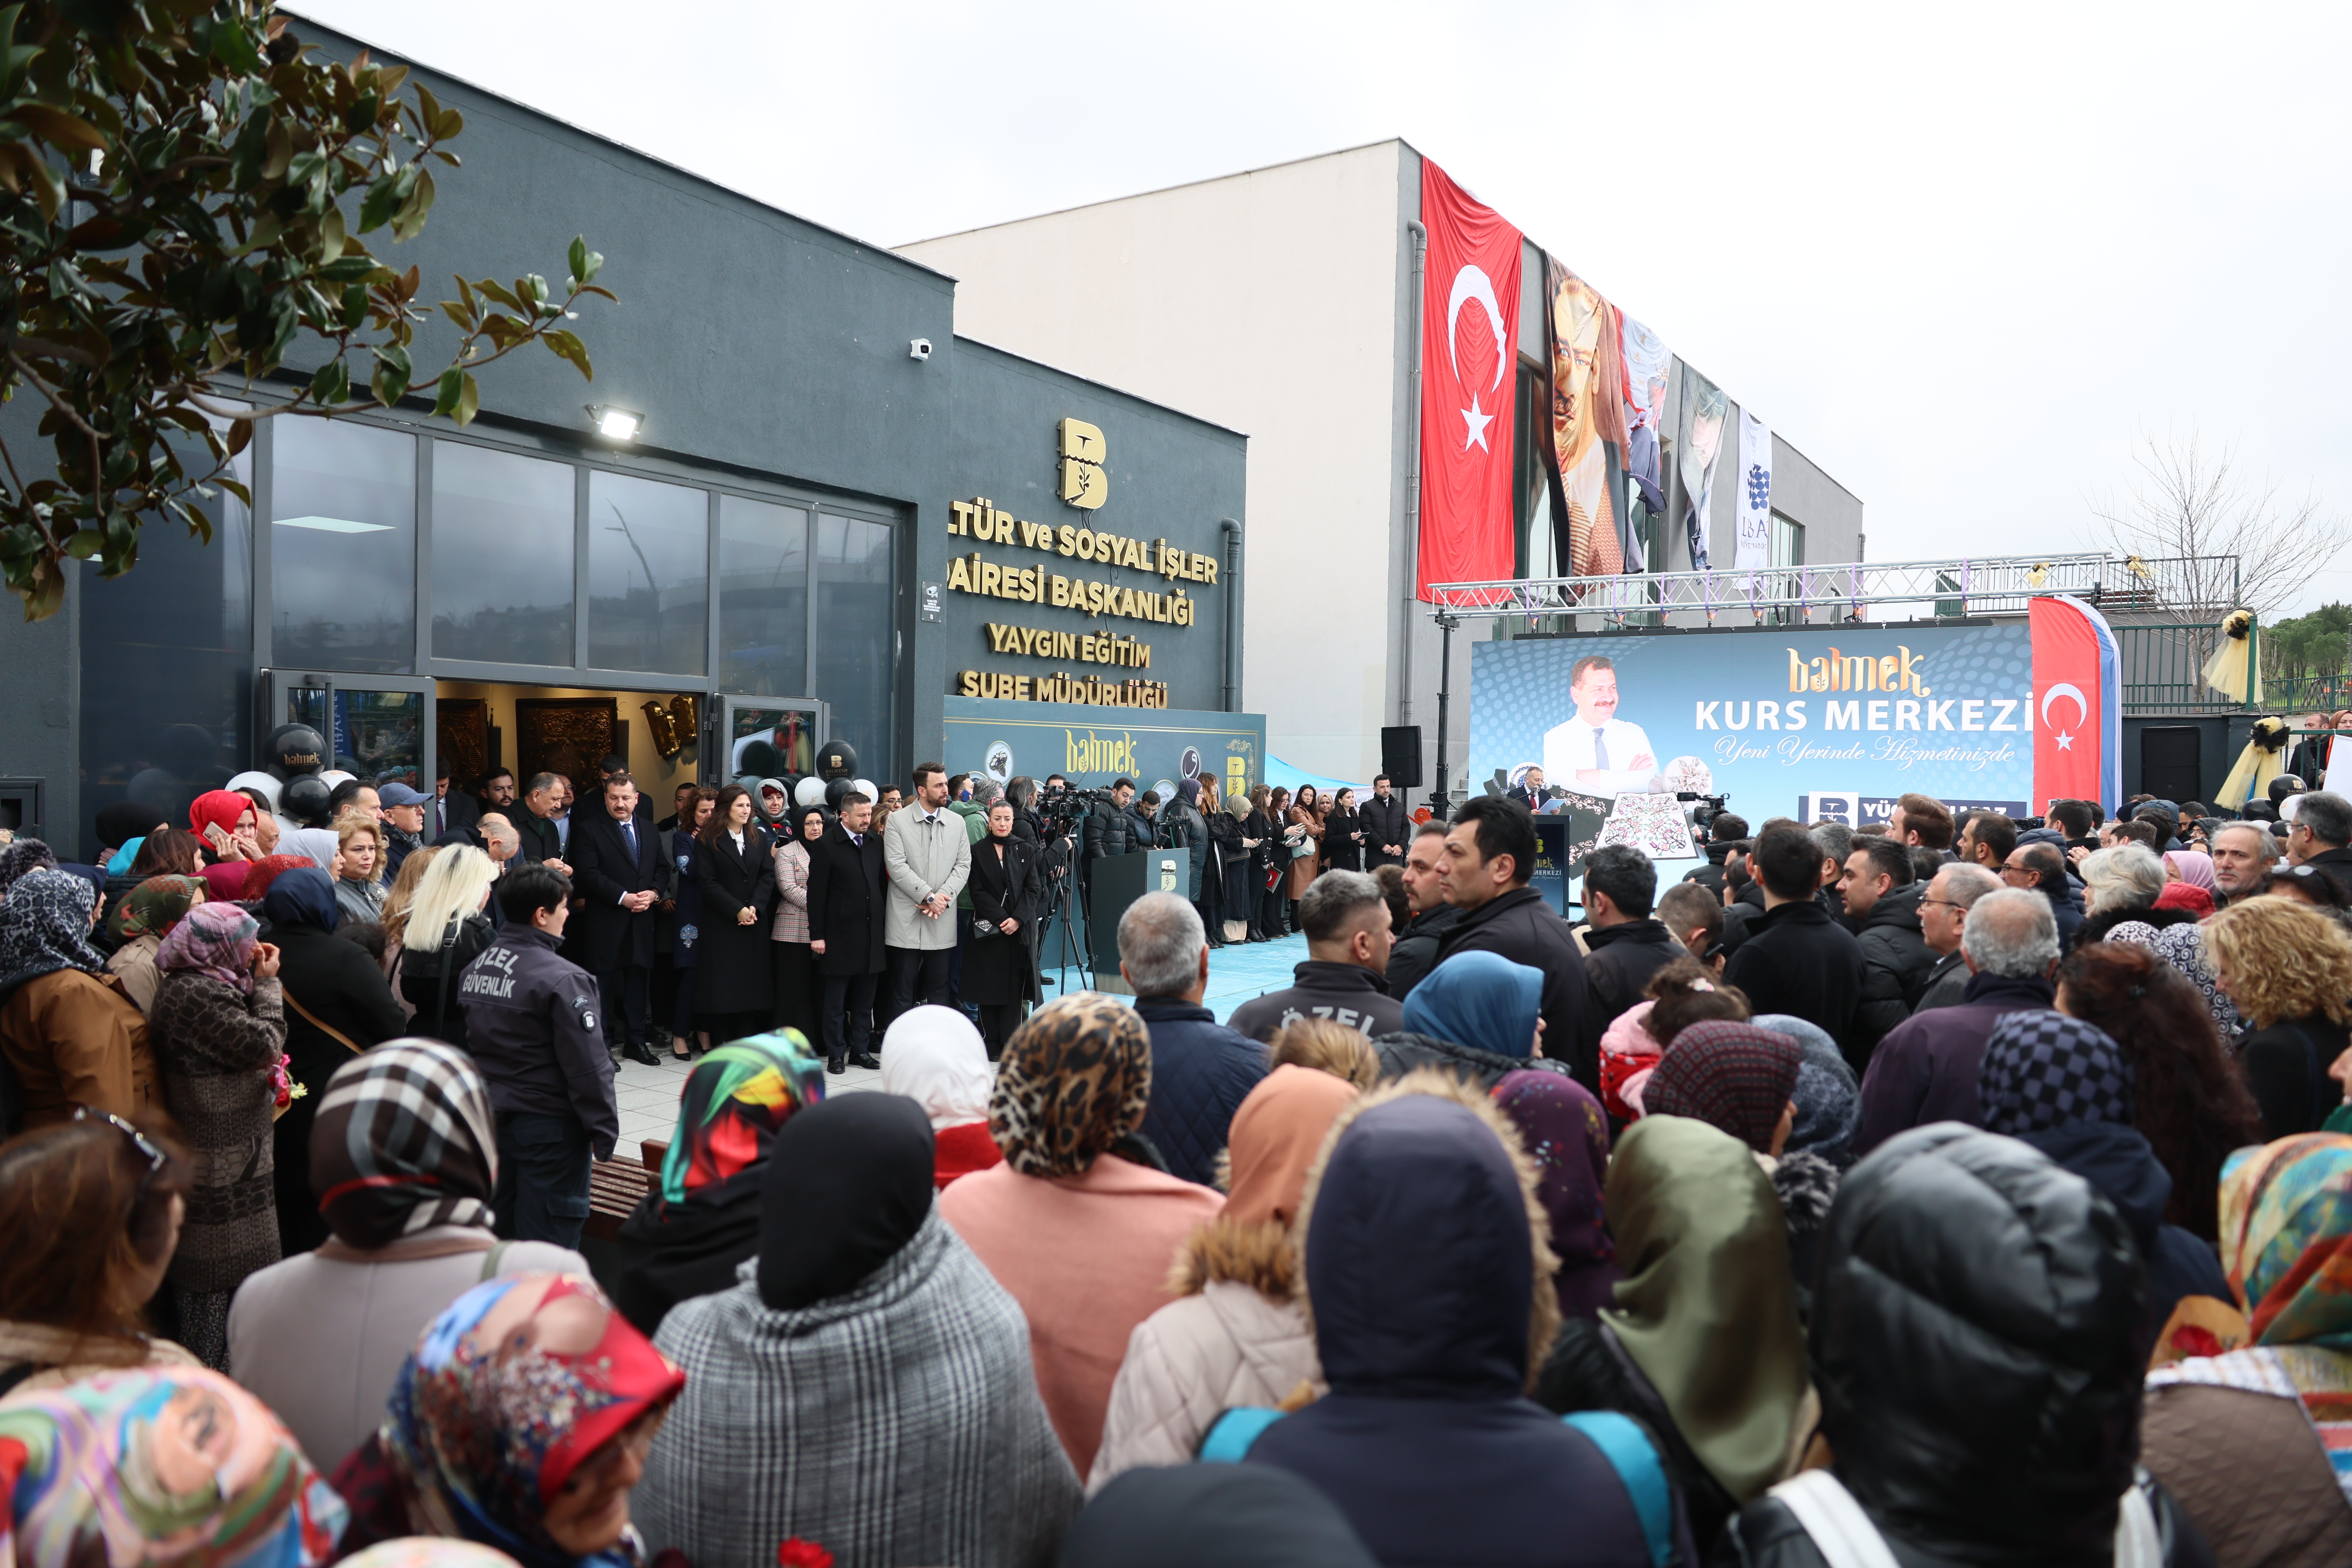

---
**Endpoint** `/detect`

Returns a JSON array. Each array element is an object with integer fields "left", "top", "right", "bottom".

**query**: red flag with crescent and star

[
  {"left": 1416, "top": 159, "right": 1521, "bottom": 603},
  {"left": 2030, "top": 595, "right": 2110, "bottom": 811}
]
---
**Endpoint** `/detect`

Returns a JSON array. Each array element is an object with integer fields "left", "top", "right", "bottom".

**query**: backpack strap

[
  {"left": 1561, "top": 1412, "right": 1676, "bottom": 1568},
  {"left": 1765, "top": 1470, "right": 1902, "bottom": 1568},
  {"left": 1197, "top": 1406, "right": 1285, "bottom": 1464}
]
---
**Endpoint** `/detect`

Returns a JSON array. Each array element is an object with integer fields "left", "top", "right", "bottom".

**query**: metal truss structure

[{"left": 1425, "top": 552, "right": 2240, "bottom": 625}]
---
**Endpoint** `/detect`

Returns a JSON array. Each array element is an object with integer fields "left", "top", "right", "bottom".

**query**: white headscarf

[{"left": 880, "top": 1004, "right": 995, "bottom": 1129}]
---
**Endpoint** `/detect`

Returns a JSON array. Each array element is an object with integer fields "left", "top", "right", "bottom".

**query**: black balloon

[
  {"left": 739, "top": 739, "right": 781, "bottom": 779},
  {"left": 263, "top": 723, "right": 327, "bottom": 783},
  {"left": 280, "top": 773, "right": 333, "bottom": 828},
  {"left": 815, "top": 739, "right": 858, "bottom": 781}
]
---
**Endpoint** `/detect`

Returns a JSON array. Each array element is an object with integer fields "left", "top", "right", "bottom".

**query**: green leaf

[
  {"left": 356, "top": 163, "right": 416, "bottom": 233},
  {"left": 433, "top": 106, "right": 464, "bottom": 140},
  {"left": 430, "top": 367, "right": 465, "bottom": 418},
  {"left": 316, "top": 254, "right": 376, "bottom": 283},
  {"left": 261, "top": 117, "right": 292, "bottom": 180},
  {"left": 390, "top": 166, "right": 434, "bottom": 242},
  {"left": 541, "top": 327, "right": 593, "bottom": 381},
  {"left": 415, "top": 82, "right": 442, "bottom": 134},
  {"left": 566, "top": 236, "right": 604, "bottom": 289},
  {"left": 211, "top": 15, "right": 266, "bottom": 74},
  {"left": 9, "top": 103, "right": 108, "bottom": 153},
  {"left": 64, "top": 528, "right": 103, "bottom": 559},
  {"left": 341, "top": 281, "right": 368, "bottom": 331},
  {"left": 370, "top": 343, "right": 412, "bottom": 405},
  {"left": 455, "top": 370, "right": 479, "bottom": 426},
  {"left": 437, "top": 298, "right": 475, "bottom": 330},
  {"left": 472, "top": 277, "right": 520, "bottom": 311},
  {"left": 309, "top": 358, "right": 350, "bottom": 405}
]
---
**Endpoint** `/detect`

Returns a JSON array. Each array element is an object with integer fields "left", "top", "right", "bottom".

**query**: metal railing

[{"left": 1427, "top": 552, "right": 2239, "bottom": 624}]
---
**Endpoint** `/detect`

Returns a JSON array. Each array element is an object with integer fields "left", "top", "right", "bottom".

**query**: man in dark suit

[
  {"left": 433, "top": 757, "right": 482, "bottom": 840},
  {"left": 1504, "top": 766, "right": 1547, "bottom": 808},
  {"left": 568, "top": 772, "right": 664, "bottom": 1065},
  {"left": 808, "top": 789, "right": 888, "bottom": 1074},
  {"left": 1361, "top": 774, "right": 1411, "bottom": 869}
]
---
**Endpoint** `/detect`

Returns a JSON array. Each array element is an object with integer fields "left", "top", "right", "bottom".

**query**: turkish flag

[
  {"left": 2030, "top": 595, "right": 2122, "bottom": 811},
  {"left": 1417, "top": 160, "right": 1522, "bottom": 603}
]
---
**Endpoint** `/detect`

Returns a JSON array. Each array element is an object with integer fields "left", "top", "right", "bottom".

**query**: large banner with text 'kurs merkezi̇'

[{"left": 1469, "top": 625, "right": 2038, "bottom": 831}]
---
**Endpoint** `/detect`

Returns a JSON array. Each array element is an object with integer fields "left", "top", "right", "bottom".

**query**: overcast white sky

[{"left": 298, "top": 0, "right": 2352, "bottom": 615}]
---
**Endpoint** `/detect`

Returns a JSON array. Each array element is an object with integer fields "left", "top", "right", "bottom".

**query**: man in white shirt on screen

[{"left": 1541, "top": 655, "right": 1659, "bottom": 797}]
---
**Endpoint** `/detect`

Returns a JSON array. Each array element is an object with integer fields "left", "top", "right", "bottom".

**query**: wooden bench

[{"left": 585, "top": 1159, "right": 650, "bottom": 1242}]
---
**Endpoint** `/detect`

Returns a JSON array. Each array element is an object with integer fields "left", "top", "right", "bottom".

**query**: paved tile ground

[{"left": 607, "top": 931, "right": 1313, "bottom": 1161}]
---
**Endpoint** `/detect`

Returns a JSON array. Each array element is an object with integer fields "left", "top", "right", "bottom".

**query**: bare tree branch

[{"left": 2087, "top": 428, "right": 2349, "bottom": 621}]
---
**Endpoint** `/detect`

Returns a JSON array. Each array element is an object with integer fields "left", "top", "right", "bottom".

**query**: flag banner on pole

[
  {"left": 1675, "top": 368, "right": 1728, "bottom": 572},
  {"left": 1545, "top": 258, "right": 1628, "bottom": 579},
  {"left": 1416, "top": 160, "right": 1522, "bottom": 603},
  {"left": 2030, "top": 594, "right": 2123, "bottom": 811},
  {"left": 1735, "top": 410, "right": 1772, "bottom": 573},
  {"left": 1621, "top": 316, "right": 1671, "bottom": 514}
]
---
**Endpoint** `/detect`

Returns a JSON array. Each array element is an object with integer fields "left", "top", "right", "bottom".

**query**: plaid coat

[{"left": 635, "top": 1210, "right": 1080, "bottom": 1568}]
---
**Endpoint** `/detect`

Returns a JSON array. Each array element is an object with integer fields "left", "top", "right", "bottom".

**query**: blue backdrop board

[
  {"left": 1470, "top": 625, "right": 2036, "bottom": 832},
  {"left": 944, "top": 697, "right": 1266, "bottom": 804}
]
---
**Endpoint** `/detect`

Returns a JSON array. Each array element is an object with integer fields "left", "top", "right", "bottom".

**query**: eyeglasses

[
  {"left": 73, "top": 1105, "right": 166, "bottom": 1193},
  {"left": 1998, "top": 862, "right": 2038, "bottom": 877},
  {"left": 1919, "top": 897, "right": 1966, "bottom": 912}
]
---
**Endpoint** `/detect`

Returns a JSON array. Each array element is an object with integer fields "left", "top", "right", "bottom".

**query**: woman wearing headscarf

[
  {"left": 1536, "top": 1114, "right": 1814, "bottom": 1555},
  {"left": 1377, "top": 949, "right": 1567, "bottom": 1089},
  {"left": 2057, "top": 941, "right": 2261, "bottom": 1242},
  {"left": 0, "top": 866, "right": 160, "bottom": 1131},
  {"left": 2205, "top": 896, "right": 2352, "bottom": 1140},
  {"left": 1219, "top": 791, "right": 1260, "bottom": 944},
  {"left": 189, "top": 787, "right": 267, "bottom": 903},
  {"left": 1749, "top": 1013, "right": 1860, "bottom": 1168},
  {"left": 610, "top": 1035, "right": 826, "bottom": 1338},
  {"left": 637, "top": 1095, "right": 1080, "bottom": 1568},
  {"left": 262, "top": 867, "right": 408, "bottom": 1256},
  {"left": 2164, "top": 848, "right": 2219, "bottom": 898},
  {"left": 1724, "top": 1125, "right": 2199, "bottom": 1568},
  {"left": 0, "top": 1111, "right": 199, "bottom": 1392},
  {"left": 1061, "top": 1466, "right": 1378, "bottom": 1568},
  {"left": 242, "top": 852, "right": 317, "bottom": 904},
  {"left": 0, "top": 1367, "right": 349, "bottom": 1568},
  {"left": 2143, "top": 1133, "right": 2352, "bottom": 1568},
  {"left": 767, "top": 801, "right": 823, "bottom": 1050},
  {"left": 878, "top": 1004, "right": 1003, "bottom": 1187},
  {"left": 0, "top": 835, "right": 60, "bottom": 898},
  {"left": 1491, "top": 1069, "right": 1620, "bottom": 1320},
  {"left": 328, "top": 1272, "right": 685, "bottom": 1567},
  {"left": 1976, "top": 1010, "right": 2228, "bottom": 1336},
  {"left": 938, "top": 993, "right": 1225, "bottom": 1471},
  {"left": 964, "top": 797, "right": 1041, "bottom": 1058},
  {"left": 149, "top": 899, "right": 285, "bottom": 1369},
  {"left": 228, "top": 1042, "right": 590, "bottom": 1469},
  {"left": 1091, "top": 1063, "right": 1358, "bottom": 1491},
  {"left": 103, "top": 874, "right": 207, "bottom": 1015},
  {"left": 1229, "top": 1071, "right": 1672, "bottom": 1568}
]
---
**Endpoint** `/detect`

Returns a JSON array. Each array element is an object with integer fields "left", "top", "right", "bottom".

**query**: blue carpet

[{"left": 1035, "top": 931, "right": 1311, "bottom": 1023}]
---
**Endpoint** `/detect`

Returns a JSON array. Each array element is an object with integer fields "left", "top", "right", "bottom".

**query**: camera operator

[{"left": 1084, "top": 778, "right": 1142, "bottom": 861}]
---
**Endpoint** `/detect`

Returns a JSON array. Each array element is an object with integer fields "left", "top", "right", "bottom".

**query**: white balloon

[
  {"left": 851, "top": 779, "right": 876, "bottom": 800},
  {"left": 794, "top": 777, "right": 829, "bottom": 808}
]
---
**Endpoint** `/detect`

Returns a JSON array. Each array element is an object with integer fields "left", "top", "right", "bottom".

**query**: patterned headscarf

[
  {"left": 384, "top": 1273, "right": 684, "bottom": 1568},
  {"left": 109, "top": 874, "right": 208, "bottom": 944},
  {"left": 0, "top": 837, "right": 59, "bottom": 896},
  {"left": 312, "top": 1042, "right": 499, "bottom": 1249},
  {"left": 241, "top": 854, "right": 314, "bottom": 902},
  {"left": 1978, "top": 1010, "right": 2135, "bottom": 1135},
  {"left": 990, "top": 991, "right": 1151, "bottom": 1177},
  {"left": 657, "top": 1031, "right": 826, "bottom": 1207},
  {"left": 341, "top": 1543, "right": 520, "bottom": 1568},
  {"left": 2223, "top": 1134, "right": 2352, "bottom": 1350},
  {"left": 1493, "top": 1069, "right": 1620, "bottom": 1319},
  {"left": 2106, "top": 918, "right": 2237, "bottom": 1036},
  {"left": 0, "top": 867, "right": 107, "bottom": 1004},
  {"left": 1641, "top": 1021, "right": 1804, "bottom": 1152},
  {"left": 0, "top": 1367, "right": 347, "bottom": 1568},
  {"left": 1752, "top": 1014, "right": 1862, "bottom": 1168},
  {"left": 156, "top": 900, "right": 260, "bottom": 996}
]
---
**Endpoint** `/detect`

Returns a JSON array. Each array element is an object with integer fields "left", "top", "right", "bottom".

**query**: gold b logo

[{"left": 1058, "top": 417, "right": 1108, "bottom": 510}]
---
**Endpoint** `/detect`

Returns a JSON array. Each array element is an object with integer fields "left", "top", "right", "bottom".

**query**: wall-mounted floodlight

[{"left": 587, "top": 405, "right": 643, "bottom": 441}]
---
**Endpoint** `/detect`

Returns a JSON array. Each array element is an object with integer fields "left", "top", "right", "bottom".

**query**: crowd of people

[{"left": 6, "top": 757, "right": 2352, "bottom": 1566}]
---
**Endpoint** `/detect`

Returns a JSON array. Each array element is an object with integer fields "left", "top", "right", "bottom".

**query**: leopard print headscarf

[{"left": 990, "top": 991, "right": 1152, "bottom": 1177}]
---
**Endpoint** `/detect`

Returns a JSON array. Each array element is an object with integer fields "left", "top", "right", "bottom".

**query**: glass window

[
  {"left": 588, "top": 471, "right": 706, "bottom": 675},
  {"left": 432, "top": 442, "right": 576, "bottom": 666},
  {"left": 80, "top": 429, "right": 253, "bottom": 857},
  {"left": 270, "top": 417, "right": 417, "bottom": 673},
  {"left": 717, "top": 494, "right": 809, "bottom": 694},
  {"left": 1771, "top": 512, "right": 1806, "bottom": 569},
  {"left": 332, "top": 689, "right": 425, "bottom": 787},
  {"left": 814, "top": 514, "right": 893, "bottom": 773}
]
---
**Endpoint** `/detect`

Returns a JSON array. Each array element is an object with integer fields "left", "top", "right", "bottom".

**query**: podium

[{"left": 1085, "top": 849, "right": 1189, "bottom": 995}]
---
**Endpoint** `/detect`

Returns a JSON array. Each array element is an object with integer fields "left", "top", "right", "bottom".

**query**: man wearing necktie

[
  {"left": 570, "top": 771, "right": 666, "bottom": 1065},
  {"left": 1540, "top": 654, "right": 1659, "bottom": 797}
]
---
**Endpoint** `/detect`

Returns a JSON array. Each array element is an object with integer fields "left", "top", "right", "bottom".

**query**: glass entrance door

[
  {"left": 260, "top": 670, "right": 435, "bottom": 789},
  {"left": 719, "top": 695, "right": 826, "bottom": 782}
]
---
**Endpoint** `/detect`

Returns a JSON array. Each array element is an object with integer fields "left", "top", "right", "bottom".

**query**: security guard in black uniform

[{"left": 458, "top": 863, "right": 618, "bottom": 1248}]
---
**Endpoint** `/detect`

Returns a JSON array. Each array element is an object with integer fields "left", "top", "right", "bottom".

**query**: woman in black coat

[
  {"left": 258, "top": 866, "right": 407, "bottom": 1255},
  {"left": 1216, "top": 793, "right": 1260, "bottom": 942},
  {"left": 1324, "top": 787, "right": 1366, "bottom": 873},
  {"left": 962, "top": 799, "right": 1040, "bottom": 1059},
  {"left": 693, "top": 783, "right": 777, "bottom": 1045},
  {"left": 1245, "top": 787, "right": 1280, "bottom": 942}
]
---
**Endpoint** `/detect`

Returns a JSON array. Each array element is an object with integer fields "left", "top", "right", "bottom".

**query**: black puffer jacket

[
  {"left": 1716, "top": 1124, "right": 2209, "bottom": 1568},
  {"left": 1850, "top": 882, "right": 1936, "bottom": 1059}
]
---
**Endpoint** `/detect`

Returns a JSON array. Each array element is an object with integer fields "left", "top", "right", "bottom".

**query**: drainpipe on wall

[
  {"left": 1401, "top": 218, "right": 1426, "bottom": 732},
  {"left": 1221, "top": 517, "right": 1244, "bottom": 713}
]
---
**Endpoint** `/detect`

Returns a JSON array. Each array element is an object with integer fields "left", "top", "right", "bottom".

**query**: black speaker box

[{"left": 1379, "top": 726, "right": 1423, "bottom": 789}]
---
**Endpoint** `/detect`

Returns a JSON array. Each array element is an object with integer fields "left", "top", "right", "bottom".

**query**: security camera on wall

[{"left": 909, "top": 338, "right": 932, "bottom": 361}]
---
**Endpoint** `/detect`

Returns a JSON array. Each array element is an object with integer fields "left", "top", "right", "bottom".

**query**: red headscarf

[
  {"left": 190, "top": 789, "right": 254, "bottom": 839},
  {"left": 241, "top": 853, "right": 312, "bottom": 901},
  {"left": 2154, "top": 881, "right": 2217, "bottom": 917}
]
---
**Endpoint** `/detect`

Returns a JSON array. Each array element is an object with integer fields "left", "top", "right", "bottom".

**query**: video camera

[
  {"left": 1677, "top": 791, "right": 1731, "bottom": 833},
  {"left": 1038, "top": 784, "right": 1120, "bottom": 837}
]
